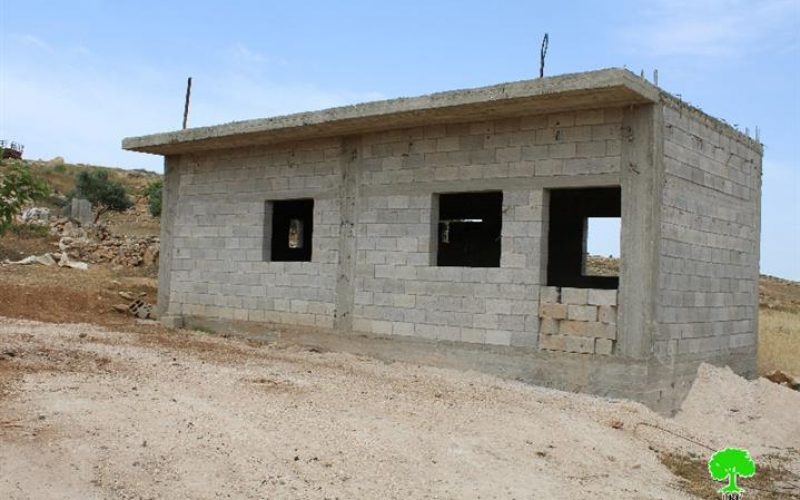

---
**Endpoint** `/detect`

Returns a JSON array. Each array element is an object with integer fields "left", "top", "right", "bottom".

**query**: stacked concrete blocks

[{"left": 538, "top": 286, "right": 618, "bottom": 355}]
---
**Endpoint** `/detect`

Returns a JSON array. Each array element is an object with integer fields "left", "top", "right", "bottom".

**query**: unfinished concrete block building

[{"left": 124, "top": 69, "right": 762, "bottom": 413}]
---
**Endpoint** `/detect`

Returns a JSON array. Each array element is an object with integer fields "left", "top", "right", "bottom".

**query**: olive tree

[{"left": 73, "top": 170, "right": 132, "bottom": 223}]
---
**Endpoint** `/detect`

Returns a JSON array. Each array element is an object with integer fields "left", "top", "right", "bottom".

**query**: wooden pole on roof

[{"left": 182, "top": 77, "right": 192, "bottom": 130}]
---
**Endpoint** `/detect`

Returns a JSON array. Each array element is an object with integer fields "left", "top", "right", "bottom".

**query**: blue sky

[{"left": 1, "top": 0, "right": 798, "bottom": 279}]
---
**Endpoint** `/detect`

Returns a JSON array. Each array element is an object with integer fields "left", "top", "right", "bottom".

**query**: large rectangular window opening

[
  {"left": 547, "top": 187, "right": 620, "bottom": 289},
  {"left": 436, "top": 191, "right": 502, "bottom": 267},
  {"left": 265, "top": 199, "right": 313, "bottom": 262}
]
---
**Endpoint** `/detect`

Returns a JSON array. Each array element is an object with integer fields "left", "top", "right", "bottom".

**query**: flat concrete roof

[{"left": 123, "top": 68, "right": 661, "bottom": 156}]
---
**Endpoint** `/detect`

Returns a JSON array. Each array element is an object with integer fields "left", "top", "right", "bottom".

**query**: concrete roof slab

[{"left": 123, "top": 68, "right": 660, "bottom": 156}]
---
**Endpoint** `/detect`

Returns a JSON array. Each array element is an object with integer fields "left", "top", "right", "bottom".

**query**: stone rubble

[
  {"left": 2, "top": 251, "right": 87, "bottom": 270},
  {"left": 49, "top": 217, "right": 159, "bottom": 268},
  {"left": 20, "top": 207, "right": 51, "bottom": 225}
]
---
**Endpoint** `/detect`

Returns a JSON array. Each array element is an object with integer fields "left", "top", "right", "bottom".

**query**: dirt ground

[
  {"left": 1, "top": 207, "right": 799, "bottom": 498},
  {"left": 0, "top": 264, "right": 157, "bottom": 329},
  {"left": 1, "top": 318, "right": 798, "bottom": 499}
]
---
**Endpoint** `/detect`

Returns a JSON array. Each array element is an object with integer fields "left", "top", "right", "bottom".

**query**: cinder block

[
  {"left": 436, "top": 325, "right": 461, "bottom": 342},
  {"left": 588, "top": 322, "right": 617, "bottom": 340},
  {"left": 393, "top": 294, "right": 416, "bottom": 309},
  {"left": 498, "top": 314, "right": 525, "bottom": 331},
  {"left": 598, "top": 305, "right": 617, "bottom": 324},
  {"left": 501, "top": 252, "right": 527, "bottom": 268},
  {"left": 392, "top": 322, "right": 415, "bottom": 336},
  {"left": 561, "top": 287, "right": 589, "bottom": 305},
  {"left": 564, "top": 336, "right": 595, "bottom": 354},
  {"left": 540, "top": 317, "right": 559, "bottom": 335},
  {"left": 473, "top": 313, "right": 499, "bottom": 329},
  {"left": 539, "top": 303, "right": 568, "bottom": 320},
  {"left": 576, "top": 140, "right": 606, "bottom": 158},
  {"left": 496, "top": 146, "right": 522, "bottom": 162},
  {"left": 559, "top": 320, "right": 590, "bottom": 337},
  {"left": 486, "top": 299, "right": 513, "bottom": 315},
  {"left": 436, "top": 136, "right": 460, "bottom": 152},
  {"left": 414, "top": 323, "right": 438, "bottom": 340},
  {"left": 588, "top": 289, "right": 617, "bottom": 306},
  {"left": 484, "top": 329, "right": 512, "bottom": 346},
  {"left": 539, "top": 334, "right": 567, "bottom": 351},
  {"left": 595, "top": 338, "right": 614, "bottom": 355},
  {"left": 568, "top": 305, "right": 598, "bottom": 322},
  {"left": 460, "top": 328, "right": 486, "bottom": 344},
  {"left": 540, "top": 286, "right": 560, "bottom": 304}
]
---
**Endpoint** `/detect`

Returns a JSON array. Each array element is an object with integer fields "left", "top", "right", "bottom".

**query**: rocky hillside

[
  {"left": 21, "top": 156, "right": 160, "bottom": 201},
  {"left": 586, "top": 256, "right": 800, "bottom": 312}
]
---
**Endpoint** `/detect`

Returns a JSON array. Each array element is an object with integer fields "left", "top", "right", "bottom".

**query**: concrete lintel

[
  {"left": 123, "top": 68, "right": 658, "bottom": 156},
  {"left": 360, "top": 173, "right": 621, "bottom": 198}
]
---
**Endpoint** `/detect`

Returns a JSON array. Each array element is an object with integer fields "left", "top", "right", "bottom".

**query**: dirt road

[{"left": 1, "top": 317, "right": 798, "bottom": 499}]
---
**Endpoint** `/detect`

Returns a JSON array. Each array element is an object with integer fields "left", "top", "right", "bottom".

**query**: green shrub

[
  {"left": 0, "top": 160, "right": 50, "bottom": 236},
  {"left": 144, "top": 179, "right": 163, "bottom": 218}
]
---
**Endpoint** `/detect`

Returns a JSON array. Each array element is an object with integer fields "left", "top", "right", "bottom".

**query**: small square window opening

[
  {"left": 266, "top": 199, "right": 313, "bottom": 262},
  {"left": 436, "top": 191, "right": 502, "bottom": 267}
]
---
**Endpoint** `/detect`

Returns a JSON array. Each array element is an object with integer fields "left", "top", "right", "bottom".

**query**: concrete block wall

[
  {"left": 164, "top": 139, "right": 343, "bottom": 328},
  {"left": 351, "top": 109, "right": 624, "bottom": 346},
  {"left": 162, "top": 108, "right": 625, "bottom": 340},
  {"left": 538, "top": 286, "right": 618, "bottom": 354},
  {"left": 654, "top": 100, "right": 761, "bottom": 374},
  {"left": 358, "top": 110, "right": 623, "bottom": 188},
  {"left": 353, "top": 189, "right": 545, "bottom": 346}
]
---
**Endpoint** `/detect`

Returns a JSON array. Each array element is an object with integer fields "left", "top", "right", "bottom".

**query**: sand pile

[{"left": 675, "top": 363, "right": 800, "bottom": 457}]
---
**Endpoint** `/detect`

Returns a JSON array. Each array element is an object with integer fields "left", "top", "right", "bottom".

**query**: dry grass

[
  {"left": 585, "top": 254, "right": 620, "bottom": 276},
  {"left": 759, "top": 309, "right": 800, "bottom": 376},
  {"left": 760, "top": 275, "right": 800, "bottom": 313},
  {"left": 0, "top": 228, "right": 59, "bottom": 261},
  {"left": 23, "top": 160, "right": 159, "bottom": 197}
]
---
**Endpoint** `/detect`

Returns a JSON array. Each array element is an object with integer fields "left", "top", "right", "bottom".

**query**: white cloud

[
  {"left": 226, "top": 43, "right": 281, "bottom": 65},
  {"left": 9, "top": 33, "right": 52, "bottom": 52},
  {"left": 623, "top": 0, "right": 799, "bottom": 57}
]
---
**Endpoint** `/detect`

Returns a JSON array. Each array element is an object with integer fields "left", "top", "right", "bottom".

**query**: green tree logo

[{"left": 708, "top": 448, "right": 756, "bottom": 494}]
